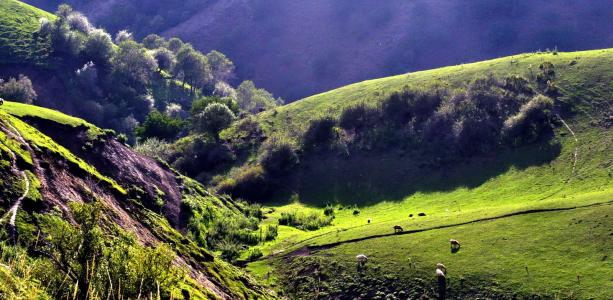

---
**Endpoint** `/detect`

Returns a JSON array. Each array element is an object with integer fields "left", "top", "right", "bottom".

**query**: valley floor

[{"left": 247, "top": 123, "right": 613, "bottom": 299}]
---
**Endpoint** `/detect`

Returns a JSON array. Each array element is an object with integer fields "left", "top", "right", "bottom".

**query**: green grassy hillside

[
  {"left": 0, "top": 101, "right": 274, "bottom": 299},
  {"left": 242, "top": 49, "right": 613, "bottom": 299},
  {"left": 0, "top": 0, "right": 54, "bottom": 65},
  {"left": 258, "top": 49, "right": 612, "bottom": 139}
]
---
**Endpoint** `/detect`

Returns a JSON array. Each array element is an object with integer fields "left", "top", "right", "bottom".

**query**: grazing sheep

[
  {"left": 436, "top": 263, "right": 447, "bottom": 299},
  {"left": 0, "top": 98, "right": 4, "bottom": 106},
  {"left": 450, "top": 239, "right": 461, "bottom": 252},
  {"left": 393, "top": 225, "right": 403, "bottom": 233},
  {"left": 436, "top": 263, "right": 446, "bottom": 273},
  {"left": 356, "top": 254, "right": 368, "bottom": 269}
]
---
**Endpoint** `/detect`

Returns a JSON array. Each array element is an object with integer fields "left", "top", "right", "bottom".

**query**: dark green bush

[
  {"left": 258, "top": 138, "right": 299, "bottom": 176},
  {"left": 217, "top": 165, "right": 270, "bottom": 201},
  {"left": 278, "top": 210, "right": 334, "bottom": 231},
  {"left": 265, "top": 225, "right": 278, "bottom": 241},
  {"left": 302, "top": 117, "right": 337, "bottom": 151},
  {"left": 339, "top": 104, "right": 379, "bottom": 131},
  {"left": 502, "top": 95, "right": 554, "bottom": 145},
  {"left": 248, "top": 248, "right": 263, "bottom": 260},
  {"left": 135, "top": 109, "right": 185, "bottom": 141}
]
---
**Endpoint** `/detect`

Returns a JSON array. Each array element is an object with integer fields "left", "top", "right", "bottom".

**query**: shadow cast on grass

[{"left": 269, "top": 139, "right": 562, "bottom": 207}]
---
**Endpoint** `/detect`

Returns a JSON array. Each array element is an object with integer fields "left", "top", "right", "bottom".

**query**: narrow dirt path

[
  {"left": 275, "top": 200, "right": 613, "bottom": 258},
  {"left": 0, "top": 121, "right": 36, "bottom": 233},
  {"left": 557, "top": 114, "right": 578, "bottom": 177}
]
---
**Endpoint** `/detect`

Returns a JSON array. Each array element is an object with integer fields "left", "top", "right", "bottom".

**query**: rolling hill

[
  {"left": 238, "top": 49, "right": 613, "bottom": 299},
  {"left": 22, "top": 0, "right": 613, "bottom": 101}
]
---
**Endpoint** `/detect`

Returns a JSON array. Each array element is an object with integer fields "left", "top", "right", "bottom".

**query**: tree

[
  {"left": 0, "top": 75, "right": 37, "bottom": 104},
  {"left": 174, "top": 45, "right": 211, "bottom": 92},
  {"left": 236, "top": 80, "right": 279, "bottom": 113},
  {"left": 83, "top": 28, "right": 114, "bottom": 66},
  {"left": 114, "top": 29, "right": 133, "bottom": 44},
  {"left": 66, "top": 12, "right": 92, "bottom": 33},
  {"left": 191, "top": 96, "right": 239, "bottom": 116},
  {"left": 111, "top": 40, "right": 158, "bottom": 88},
  {"left": 142, "top": 34, "right": 166, "bottom": 49},
  {"left": 207, "top": 50, "right": 235, "bottom": 82},
  {"left": 167, "top": 37, "right": 183, "bottom": 53},
  {"left": 154, "top": 48, "right": 175, "bottom": 72},
  {"left": 194, "top": 103, "right": 235, "bottom": 138}
]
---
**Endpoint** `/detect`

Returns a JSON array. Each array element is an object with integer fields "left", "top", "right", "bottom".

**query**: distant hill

[{"left": 22, "top": 0, "right": 613, "bottom": 101}]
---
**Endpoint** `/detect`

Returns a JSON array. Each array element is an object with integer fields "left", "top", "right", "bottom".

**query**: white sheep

[
  {"left": 356, "top": 254, "right": 368, "bottom": 263},
  {"left": 450, "top": 239, "right": 461, "bottom": 251},
  {"left": 436, "top": 263, "right": 447, "bottom": 274},
  {"left": 356, "top": 254, "right": 368, "bottom": 269},
  {"left": 0, "top": 98, "right": 4, "bottom": 106}
]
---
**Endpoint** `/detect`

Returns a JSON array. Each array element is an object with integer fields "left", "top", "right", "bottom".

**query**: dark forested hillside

[{"left": 23, "top": 0, "right": 613, "bottom": 101}]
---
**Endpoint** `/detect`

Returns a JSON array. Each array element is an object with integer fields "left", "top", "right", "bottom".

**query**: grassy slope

[
  {"left": 0, "top": 0, "right": 54, "bottom": 65},
  {"left": 0, "top": 101, "right": 274, "bottom": 298},
  {"left": 258, "top": 49, "right": 613, "bottom": 138},
  {"left": 247, "top": 49, "right": 613, "bottom": 299}
]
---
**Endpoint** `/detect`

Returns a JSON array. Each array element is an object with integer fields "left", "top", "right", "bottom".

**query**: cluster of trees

[
  {"left": 218, "top": 73, "right": 558, "bottom": 202},
  {"left": 35, "top": 4, "right": 280, "bottom": 142},
  {"left": 0, "top": 75, "right": 37, "bottom": 103}
]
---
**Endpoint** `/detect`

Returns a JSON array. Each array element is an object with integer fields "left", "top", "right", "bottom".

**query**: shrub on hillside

[
  {"left": 221, "top": 116, "right": 265, "bottom": 152},
  {"left": 191, "top": 96, "right": 239, "bottom": 116},
  {"left": 217, "top": 165, "right": 270, "bottom": 201},
  {"left": 32, "top": 202, "right": 183, "bottom": 298},
  {"left": 302, "top": 117, "right": 337, "bottom": 151},
  {"left": 172, "top": 135, "right": 236, "bottom": 177},
  {"left": 193, "top": 103, "right": 236, "bottom": 138},
  {"left": 114, "top": 29, "right": 133, "bottom": 44},
  {"left": 66, "top": 12, "right": 92, "bottom": 33},
  {"left": 258, "top": 138, "right": 299, "bottom": 177},
  {"left": 278, "top": 210, "right": 334, "bottom": 231},
  {"left": 339, "top": 104, "right": 379, "bottom": 131},
  {"left": 236, "top": 80, "right": 281, "bottom": 113},
  {"left": 265, "top": 225, "right": 278, "bottom": 241},
  {"left": 142, "top": 34, "right": 166, "bottom": 49},
  {"left": 381, "top": 89, "right": 443, "bottom": 126},
  {"left": 502, "top": 95, "right": 554, "bottom": 145},
  {"left": 134, "top": 138, "right": 174, "bottom": 161},
  {"left": 0, "top": 75, "right": 37, "bottom": 104},
  {"left": 167, "top": 37, "right": 184, "bottom": 53},
  {"left": 135, "top": 109, "right": 185, "bottom": 141},
  {"left": 83, "top": 28, "right": 114, "bottom": 66}
]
